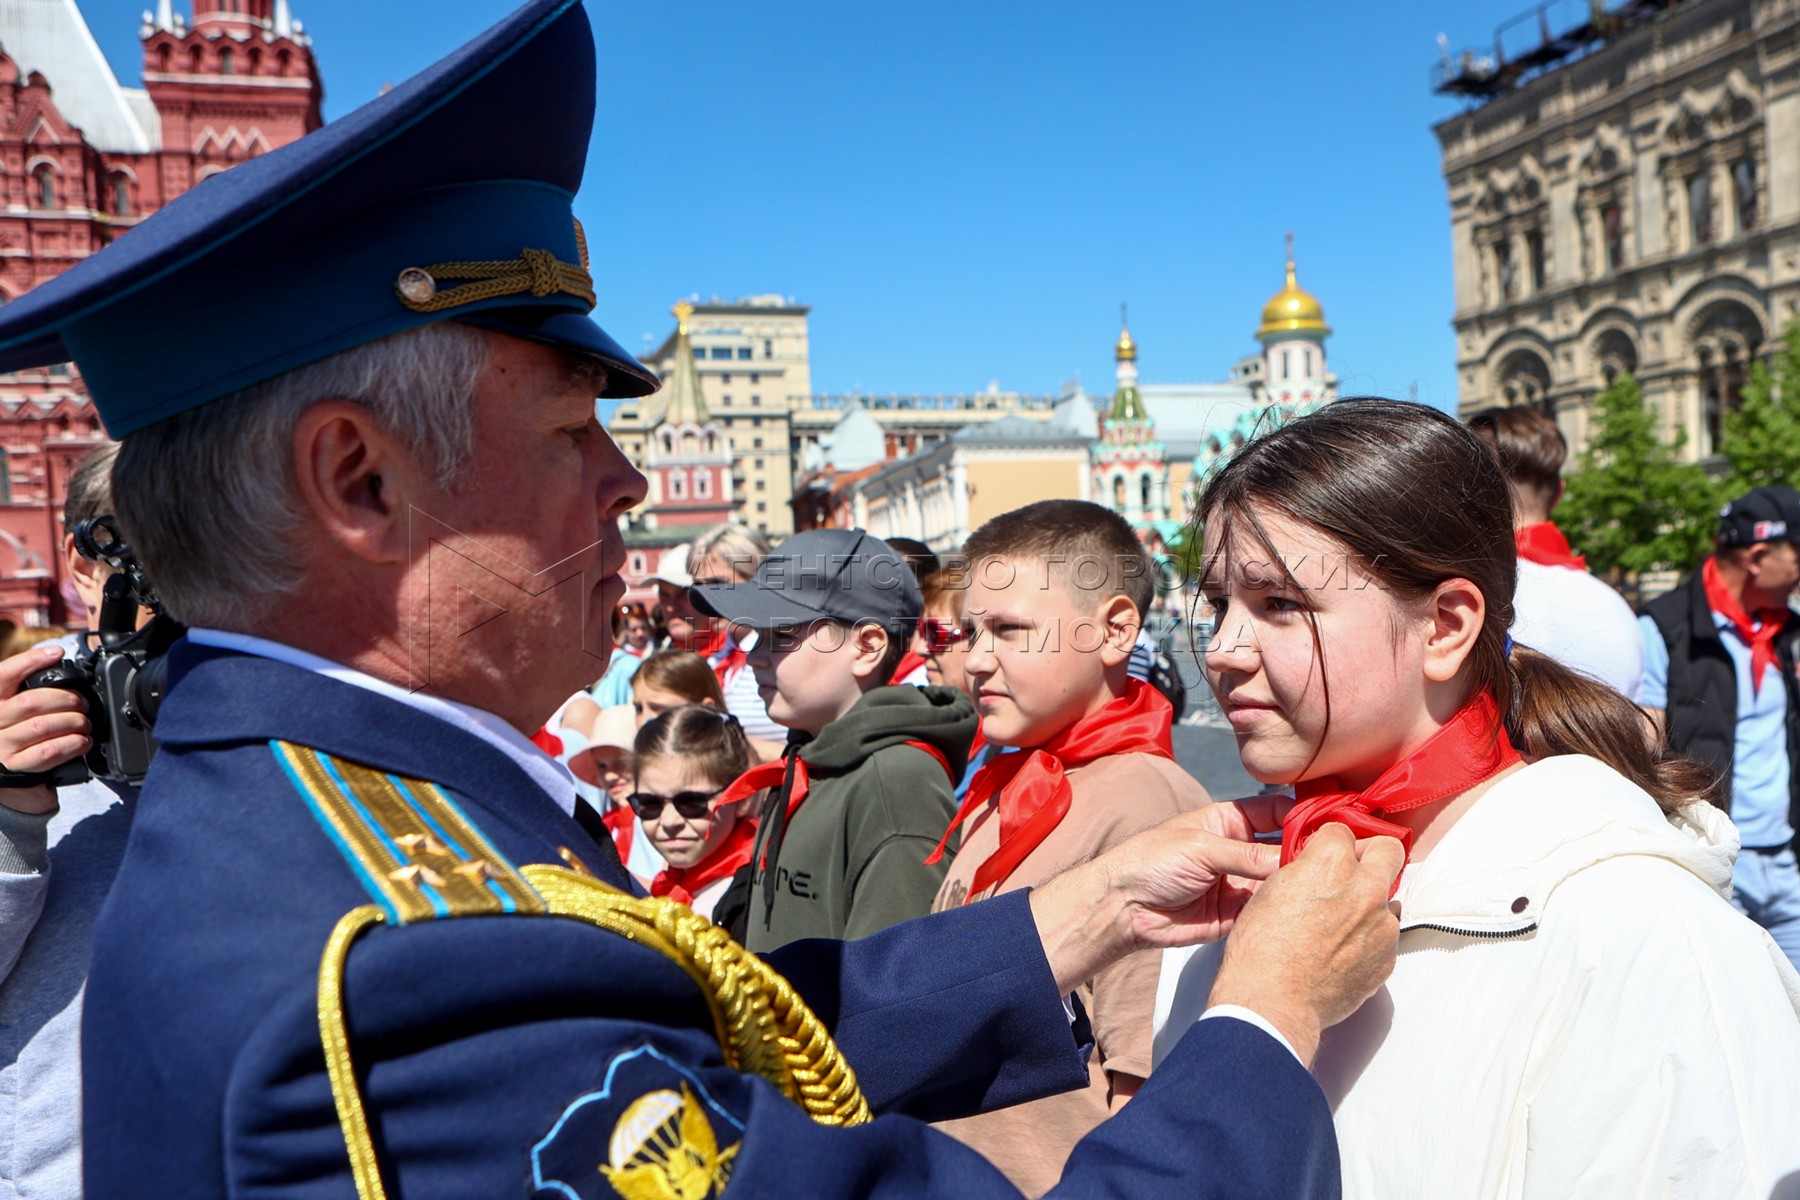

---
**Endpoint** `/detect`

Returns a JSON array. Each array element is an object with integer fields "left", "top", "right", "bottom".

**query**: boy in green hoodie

[{"left": 692, "top": 529, "right": 976, "bottom": 953}]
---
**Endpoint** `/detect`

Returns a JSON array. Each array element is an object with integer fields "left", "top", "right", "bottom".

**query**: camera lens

[{"left": 130, "top": 653, "right": 170, "bottom": 730}]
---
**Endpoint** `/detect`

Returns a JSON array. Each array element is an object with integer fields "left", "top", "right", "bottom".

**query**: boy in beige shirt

[{"left": 926, "top": 499, "right": 1211, "bottom": 1196}]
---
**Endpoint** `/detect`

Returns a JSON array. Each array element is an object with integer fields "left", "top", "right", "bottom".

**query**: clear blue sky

[{"left": 81, "top": 0, "right": 1546, "bottom": 410}]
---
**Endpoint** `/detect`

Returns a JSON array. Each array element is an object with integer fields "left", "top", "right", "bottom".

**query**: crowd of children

[
  {"left": 523, "top": 397, "right": 1800, "bottom": 1196},
  {"left": 522, "top": 506, "right": 1211, "bottom": 1193}
]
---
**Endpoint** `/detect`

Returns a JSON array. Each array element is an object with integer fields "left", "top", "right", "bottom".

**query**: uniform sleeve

[
  {"left": 1636, "top": 615, "right": 1670, "bottom": 710},
  {"left": 222, "top": 914, "right": 1338, "bottom": 1200},
  {"left": 839, "top": 748, "right": 957, "bottom": 941},
  {"left": 767, "top": 889, "right": 1093, "bottom": 1123},
  {"left": 1517, "top": 860, "right": 1800, "bottom": 1197},
  {"left": 0, "top": 804, "right": 53, "bottom": 981}
]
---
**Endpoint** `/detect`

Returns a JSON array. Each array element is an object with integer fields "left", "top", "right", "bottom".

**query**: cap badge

[
  {"left": 394, "top": 237, "right": 596, "bottom": 314},
  {"left": 395, "top": 268, "right": 437, "bottom": 305}
]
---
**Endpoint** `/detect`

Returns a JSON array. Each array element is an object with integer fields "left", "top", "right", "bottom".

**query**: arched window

[
  {"left": 695, "top": 470, "right": 713, "bottom": 499},
  {"left": 1304, "top": 348, "right": 1313, "bottom": 377},
  {"left": 1113, "top": 475, "right": 1126, "bottom": 508},
  {"left": 1593, "top": 330, "right": 1639, "bottom": 387},
  {"left": 1496, "top": 349, "right": 1553, "bottom": 416},
  {"left": 218, "top": 47, "right": 235, "bottom": 75},
  {"left": 0, "top": 458, "right": 10, "bottom": 504},
  {"left": 109, "top": 172, "right": 130, "bottom": 216},
  {"left": 1693, "top": 302, "right": 1763, "bottom": 455},
  {"left": 157, "top": 44, "right": 172, "bottom": 71},
  {"left": 1140, "top": 474, "right": 1153, "bottom": 511},
  {"left": 1281, "top": 350, "right": 1291, "bottom": 380},
  {"left": 669, "top": 470, "right": 687, "bottom": 500},
  {"left": 31, "top": 164, "right": 54, "bottom": 209},
  {"left": 188, "top": 45, "right": 204, "bottom": 71}
]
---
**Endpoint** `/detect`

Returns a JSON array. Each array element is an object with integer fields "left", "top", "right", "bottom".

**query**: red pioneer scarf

[
  {"left": 601, "top": 806, "right": 636, "bottom": 864},
  {"left": 720, "top": 739, "right": 954, "bottom": 866},
  {"left": 1703, "top": 556, "right": 1788, "bottom": 696},
  {"left": 687, "top": 626, "right": 729, "bottom": 658},
  {"left": 709, "top": 636, "right": 749, "bottom": 688},
  {"left": 650, "top": 818, "right": 756, "bottom": 908},
  {"left": 892, "top": 650, "right": 928, "bottom": 685},
  {"left": 925, "top": 680, "right": 1173, "bottom": 900},
  {"left": 1515, "top": 522, "right": 1586, "bottom": 571},
  {"left": 1280, "top": 692, "right": 1521, "bottom": 880}
]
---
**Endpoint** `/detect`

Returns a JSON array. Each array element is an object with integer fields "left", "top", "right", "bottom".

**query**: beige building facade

[
  {"left": 845, "top": 417, "right": 1094, "bottom": 552},
  {"left": 608, "top": 296, "right": 812, "bottom": 537},
  {"left": 1435, "top": 0, "right": 1800, "bottom": 460}
]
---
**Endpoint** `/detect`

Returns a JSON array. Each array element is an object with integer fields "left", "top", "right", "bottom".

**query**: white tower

[{"left": 1255, "top": 232, "right": 1331, "bottom": 409}]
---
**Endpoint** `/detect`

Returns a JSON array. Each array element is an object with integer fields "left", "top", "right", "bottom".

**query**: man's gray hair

[
  {"left": 112, "top": 322, "right": 491, "bottom": 629},
  {"left": 688, "top": 523, "right": 771, "bottom": 583}
]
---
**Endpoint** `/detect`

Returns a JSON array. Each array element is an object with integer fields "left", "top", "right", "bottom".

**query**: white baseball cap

[{"left": 645, "top": 542, "right": 694, "bottom": 589}]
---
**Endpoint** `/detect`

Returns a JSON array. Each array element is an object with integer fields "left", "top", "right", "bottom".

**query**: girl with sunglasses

[
  {"left": 1153, "top": 398, "right": 1800, "bottom": 1197},
  {"left": 631, "top": 704, "right": 756, "bottom": 937}
]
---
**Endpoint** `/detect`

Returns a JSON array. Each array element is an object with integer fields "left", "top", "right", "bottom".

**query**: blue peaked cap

[{"left": 0, "top": 0, "right": 659, "bottom": 437}]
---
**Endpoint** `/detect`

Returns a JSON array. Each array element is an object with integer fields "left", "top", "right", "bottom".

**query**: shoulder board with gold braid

[{"left": 270, "top": 740, "right": 869, "bottom": 1200}]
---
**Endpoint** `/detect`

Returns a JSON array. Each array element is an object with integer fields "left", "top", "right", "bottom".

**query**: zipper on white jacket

[{"left": 1404, "top": 921, "right": 1538, "bottom": 940}]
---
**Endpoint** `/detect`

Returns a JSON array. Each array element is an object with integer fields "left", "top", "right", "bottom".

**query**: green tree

[
  {"left": 1719, "top": 317, "right": 1800, "bottom": 495},
  {"left": 1557, "top": 371, "right": 1720, "bottom": 580}
]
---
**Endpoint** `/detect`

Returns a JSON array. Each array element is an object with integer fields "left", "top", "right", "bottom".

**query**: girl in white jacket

[{"left": 1154, "top": 398, "right": 1800, "bottom": 1199}]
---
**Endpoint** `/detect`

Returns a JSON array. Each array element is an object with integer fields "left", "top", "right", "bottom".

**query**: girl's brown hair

[
  {"left": 632, "top": 648, "right": 726, "bottom": 708},
  {"left": 1197, "top": 396, "right": 1716, "bottom": 813},
  {"left": 635, "top": 704, "right": 752, "bottom": 787}
]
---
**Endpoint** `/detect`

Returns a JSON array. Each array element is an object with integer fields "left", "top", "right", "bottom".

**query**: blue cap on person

[
  {"left": 0, "top": 0, "right": 658, "bottom": 438},
  {"left": 1718, "top": 485, "right": 1800, "bottom": 549}
]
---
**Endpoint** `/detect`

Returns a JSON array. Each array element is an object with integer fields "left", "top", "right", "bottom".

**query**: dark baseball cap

[
  {"left": 690, "top": 529, "right": 922, "bottom": 633},
  {"left": 1718, "top": 486, "right": 1800, "bottom": 548}
]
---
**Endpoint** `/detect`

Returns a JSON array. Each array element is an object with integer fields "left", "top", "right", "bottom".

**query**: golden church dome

[
  {"left": 1255, "top": 236, "right": 1331, "bottom": 341},
  {"left": 1115, "top": 325, "right": 1137, "bottom": 362}
]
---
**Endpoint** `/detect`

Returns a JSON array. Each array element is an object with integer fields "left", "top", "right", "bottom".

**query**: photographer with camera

[{"left": 0, "top": 444, "right": 140, "bottom": 1200}]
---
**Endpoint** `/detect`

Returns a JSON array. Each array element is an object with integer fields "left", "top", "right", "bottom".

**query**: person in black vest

[{"left": 1639, "top": 485, "right": 1800, "bottom": 969}]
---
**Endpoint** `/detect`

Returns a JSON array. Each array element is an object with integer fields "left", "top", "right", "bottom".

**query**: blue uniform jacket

[{"left": 82, "top": 644, "right": 1337, "bottom": 1198}]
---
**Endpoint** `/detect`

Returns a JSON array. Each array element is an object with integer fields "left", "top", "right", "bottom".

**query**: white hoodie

[{"left": 1153, "top": 755, "right": 1800, "bottom": 1199}]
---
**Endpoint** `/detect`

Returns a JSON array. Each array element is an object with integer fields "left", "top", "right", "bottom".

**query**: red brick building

[
  {"left": 620, "top": 302, "right": 737, "bottom": 606},
  {"left": 0, "top": 0, "right": 321, "bottom": 630}
]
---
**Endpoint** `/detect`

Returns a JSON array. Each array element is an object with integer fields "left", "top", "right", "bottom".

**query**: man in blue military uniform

[{"left": 0, "top": 3, "right": 1402, "bottom": 1197}]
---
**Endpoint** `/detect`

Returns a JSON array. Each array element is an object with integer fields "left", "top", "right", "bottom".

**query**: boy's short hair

[
  {"left": 963, "top": 500, "right": 1154, "bottom": 617},
  {"left": 1467, "top": 406, "right": 1564, "bottom": 518}
]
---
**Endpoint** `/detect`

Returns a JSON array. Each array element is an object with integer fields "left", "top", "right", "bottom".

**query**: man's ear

[
  {"left": 1095, "top": 594, "right": 1140, "bottom": 667},
  {"left": 290, "top": 399, "right": 412, "bottom": 565},
  {"left": 1421, "top": 577, "right": 1486, "bottom": 683},
  {"left": 848, "top": 622, "right": 890, "bottom": 683}
]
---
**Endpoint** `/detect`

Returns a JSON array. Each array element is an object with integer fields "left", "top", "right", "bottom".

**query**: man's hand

[
  {"left": 0, "top": 644, "right": 91, "bottom": 815},
  {"left": 1028, "top": 798, "right": 1292, "bottom": 995},
  {"left": 1207, "top": 825, "right": 1404, "bottom": 1066}
]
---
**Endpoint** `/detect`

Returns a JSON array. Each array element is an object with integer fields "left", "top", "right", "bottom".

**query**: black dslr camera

[{"left": 15, "top": 516, "right": 185, "bottom": 787}]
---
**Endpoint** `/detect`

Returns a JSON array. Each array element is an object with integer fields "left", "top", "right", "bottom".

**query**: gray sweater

[{"left": 0, "top": 780, "right": 133, "bottom": 1200}]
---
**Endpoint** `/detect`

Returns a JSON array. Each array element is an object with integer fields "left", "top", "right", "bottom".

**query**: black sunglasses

[{"left": 625, "top": 785, "right": 728, "bottom": 820}]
